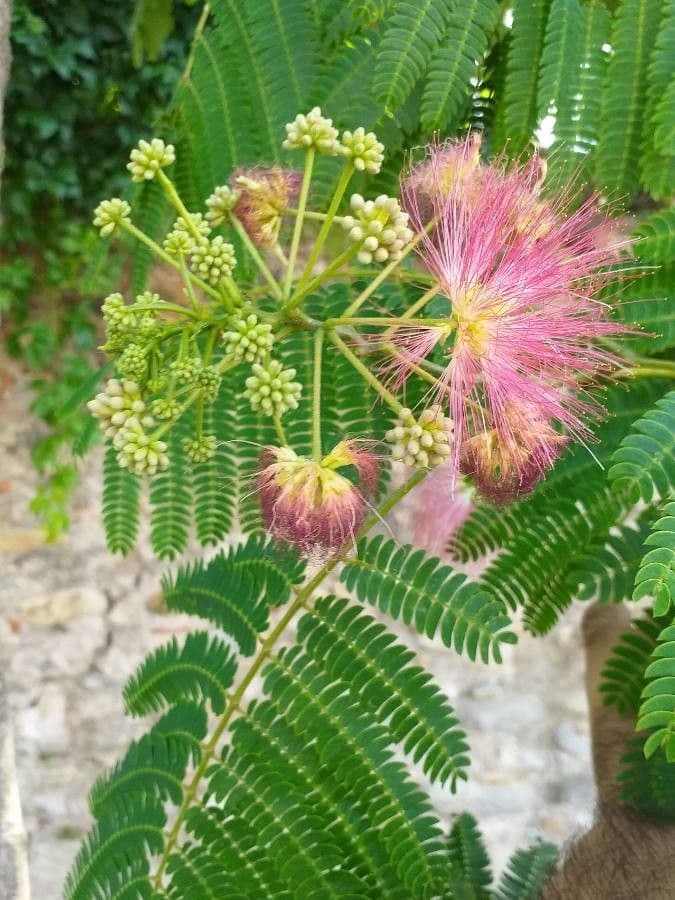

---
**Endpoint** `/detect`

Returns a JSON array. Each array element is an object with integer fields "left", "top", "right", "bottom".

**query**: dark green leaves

[
  {"left": 633, "top": 499, "right": 675, "bottom": 616},
  {"left": 342, "top": 536, "right": 516, "bottom": 662},
  {"left": 609, "top": 390, "right": 675, "bottom": 503}
]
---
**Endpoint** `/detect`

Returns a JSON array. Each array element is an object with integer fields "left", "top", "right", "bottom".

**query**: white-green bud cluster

[
  {"left": 283, "top": 107, "right": 340, "bottom": 155},
  {"left": 196, "top": 366, "right": 222, "bottom": 402},
  {"left": 222, "top": 313, "right": 274, "bottom": 363},
  {"left": 244, "top": 359, "right": 302, "bottom": 418},
  {"left": 190, "top": 235, "right": 236, "bottom": 284},
  {"left": 113, "top": 417, "right": 169, "bottom": 476},
  {"left": 102, "top": 293, "right": 135, "bottom": 331},
  {"left": 93, "top": 198, "right": 131, "bottom": 237},
  {"left": 206, "top": 185, "right": 240, "bottom": 227},
  {"left": 101, "top": 293, "right": 158, "bottom": 354},
  {"left": 117, "top": 343, "right": 148, "bottom": 382},
  {"left": 386, "top": 407, "right": 453, "bottom": 469},
  {"left": 339, "top": 128, "right": 384, "bottom": 175},
  {"left": 127, "top": 138, "right": 175, "bottom": 182},
  {"left": 342, "top": 194, "right": 413, "bottom": 265},
  {"left": 171, "top": 356, "right": 203, "bottom": 384},
  {"left": 87, "top": 379, "right": 147, "bottom": 439},
  {"left": 164, "top": 214, "right": 211, "bottom": 257},
  {"left": 182, "top": 434, "right": 217, "bottom": 463},
  {"left": 150, "top": 398, "right": 181, "bottom": 421}
]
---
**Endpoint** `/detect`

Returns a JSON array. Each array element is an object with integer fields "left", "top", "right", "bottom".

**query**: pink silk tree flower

[
  {"left": 395, "top": 135, "right": 627, "bottom": 502},
  {"left": 257, "top": 442, "right": 379, "bottom": 556}
]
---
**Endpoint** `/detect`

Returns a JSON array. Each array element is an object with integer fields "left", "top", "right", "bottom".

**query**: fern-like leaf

[
  {"left": 614, "top": 264, "right": 675, "bottom": 356},
  {"left": 570, "top": 518, "right": 654, "bottom": 604},
  {"left": 609, "top": 389, "right": 675, "bottom": 504},
  {"left": 297, "top": 595, "right": 470, "bottom": 787},
  {"left": 619, "top": 735, "right": 675, "bottom": 821},
  {"left": 123, "top": 631, "right": 237, "bottom": 716},
  {"left": 149, "top": 420, "right": 192, "bottom": 560},
  {"left": 102, "top": 446, "right": 141, "bottom": 556},
  {"left": 633, "top": 498, "right": 675, "bottom": 616},
  {"left": 600, "top": 616, "right": 662, "bottom": 716},
  {"left": 634, "top": 208, "right": 675, "bottom": 266},
  {"left": 639, "top": 0, "right": 675, "bottom": 198},
  {"left": 421, "top": 0, "right": 499, "bottom": 132},
  {"left": 341, "top": 535, "right": 516, "bottom": 663},
  {"left": 595, "top": 0, "right": 662, "bottom": 195},
  {"left": 637, "top": 621, "right": 675, "bottom": 760},
  {"left": 493, "top": 841, "right": 557, "bottom": 900},
  {"left": 374, "top": 0, "right": 453, "bottom": 113},
  {"left": 536, "top": 0, "right": 583, "bottom": 123},
  {"left": 446, "top": 812, "right": 492, "bottom": 898}
]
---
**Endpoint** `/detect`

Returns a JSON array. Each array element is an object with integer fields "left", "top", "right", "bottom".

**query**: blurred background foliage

[{"left": 0, "top": 0, "right": 198, "bottom": 537}]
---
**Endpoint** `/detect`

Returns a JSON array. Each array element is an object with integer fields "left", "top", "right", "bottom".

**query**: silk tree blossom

[
  {"left": 394, "top": 134, "right": 626, "bottom": 501},
  {"left": 257, "top": 441, "right": 379, "bottom": 555}
]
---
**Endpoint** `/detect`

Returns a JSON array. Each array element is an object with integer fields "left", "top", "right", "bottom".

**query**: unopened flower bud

[
  {"left": 93, "top": 198, "right": 131, "bottom": 237},
  {"left": 342, "top": 194, "right": 413, "bottom": 264},
  {"left": 386, "top": 407, "right": 453, "bottom": 469},
  {"left": 114, "top": 416, "right": 169, "bottom": 476},
  {"left": 127, "top": 138, "right": 175, "bottom": 182},
  {"left": 244, "top": 359, "right": 302, "bottom": 418},
  {"left": 182, "top": 434, "right": 217, "bottom": 463},
  {"left": 150, "top": 398, "right": 181, "bottom": 421},
  {"left": 222, "top": 313, "right": 274, "bottom": 363},
  {"left": 283, "top": 107, "right": 340, "bottom": 155},
  {"left": 206, "top": 185, "right": 240, "bottom": 226},
  {"left": 87, "top": 379, "right": 146, "bottom": 439},
  {"left": 118, "top": 343, "right": 149, "bottom": 382},
  {"left": 195, "top": 366, "right": 221, "bottom": 403},
  {"left": 171, "top": 356, "right": 203, "bottom": 384},
  {"left": 189, "top": 235, "right": 236, "bottom": 284},
  {"left": 339, "top": 128, "right": 385, "bottom": 174}
]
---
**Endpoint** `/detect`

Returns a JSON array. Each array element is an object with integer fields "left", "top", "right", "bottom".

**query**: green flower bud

[
  {"left": 151, "top": 398, "right": 181, "bottom": 420},
  {"left": 342, "top": 193, "right": 413, "bottom": 265},
  {"left": 339, "top": 128, "right": 385, "bottom": 174},
  {"left": 164, "top": 214, "right": 211, "bottom": 257},
  {"left": 93, "top": 198, "right": 131, "bottom": 237},
  {"left": 244, "top": 359, "right": 302, "bottom": 418},
  {"left": 117, "top": 343, "right": 149, "bottom": 382},
  {"left": 87, "top": 379, "right": 146, "bottom": 439},
  {"left": 182, "top": 434, "right": 217, "bottom": 463},
  {"left": 127, "top": 138, "right": 175, "bottom": 182},
  {"left": 113, "top": 416, "right": 169, "bottom": 475},
  {"left": 195, "top": 366, "right": 222, "bottom": 402},
  {"left": 222, "top": 313, "right": 274, "bottom": 364},
  {"left": 206, "top": 185, "right": 240, "bottom": 227},
  {"left": 189, "top": 235, "right": 236, "bottom": 285},
  {"left": 283, "top": 107, "right": 340, "bottom": 155},
  {"left": 386, "top": 407, "right": 453, "bottom": 469},
  {"left": 171, "top": 356, "right": 203, "bottom": 384}
]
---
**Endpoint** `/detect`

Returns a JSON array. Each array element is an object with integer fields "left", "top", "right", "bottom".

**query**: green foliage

[
  {"left": 600, "top": 616, "right": 662, "bottom": 716},
  {"left": 493, "top": 841, "right": 558, "bottom": 900},
  {"left": 638, "top": 621, "right": 675, "bottom": 761},
  {"left": 613, "top": 265, "right": 675, "bottom": 356},
  {"left": 634, "top": 499, "right": 675, "bottom": 616},
  {"left": 620, "top": 735, "right": 675, "bottom": 821},
  {"left": 609, "top": 389, "right": 675, "bottom": 504},
  {"left": 634, "top": 209, "right": 675, "bottom": 266},
  {"left": 446, "top": 812, "right": 492, "bottom": 898},
  {"left": 341, "top": 535, "right": 516, "bottom": 662},
  {"left": 102, "top": 446, "right": 141, "bottom": 555}
]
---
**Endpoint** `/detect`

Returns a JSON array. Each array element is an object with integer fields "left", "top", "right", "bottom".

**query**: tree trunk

[{"left": 0, "top": 3, "right": 31, "bottom": 898}]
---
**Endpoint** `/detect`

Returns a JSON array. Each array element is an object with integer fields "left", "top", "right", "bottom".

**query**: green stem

[
  {"left": 284, "top": 242, "right": 362, "bottom": 312},
  {"left": 298, "top": 162, "right": 354, "bottom": 287},
  {"left": 284, "top": 209, "right": 334, "bottom": 223},
  {"left": 157, "top": 170, "right": 202, "bottom": 242},
  {"left": 203, "top": 327, "right": 218, "bottom": 364},
  {"left": 228, "top": 213, "right": 282, "bottom": 300},
  {"left": 312, "top": 329, "right": 324, "bottom": 460},
  {"left": 120, "top": 220, "right": 221, "bottom": 302},
  {"left": 150, "top": 467, "right": 427, "bottom": 890},
  {"left": 325, "top": 315, "right": 448, "bottom": 329},
  {"left": 328, "top": 331, "right": 403, "bottom": 415},
  {"left": 626, "top": 364, "right": 675, "bottom": 380},
  {"left": 284, "top": 148, "right": 315, "bottom": 298},
  {"left": 131, "top": 302, "right": 200, "bottom": 319},
  {"left": 273, "top": 414, "right": 287, "bottom": 446},
  {"left": 179, "top": 255, "right": 200, "bottom": 312}
]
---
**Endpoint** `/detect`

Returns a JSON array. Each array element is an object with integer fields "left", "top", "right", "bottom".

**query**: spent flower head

[
  {"left": 127, "top": 138, "right": 175, "bottom": 182},
  {"left": 93, "top": 198, "right": 131, "bottom": 237},
  {"left": 283, "top": 107, "right": 340, "bottom": 154},
  {"left": 232, "top": 166, "right": 302, "bottom": 247}
]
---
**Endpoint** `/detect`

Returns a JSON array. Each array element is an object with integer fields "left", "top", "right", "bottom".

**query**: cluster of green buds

[{"left": 88, "top": 111, "right": 445, "bottom": 547}]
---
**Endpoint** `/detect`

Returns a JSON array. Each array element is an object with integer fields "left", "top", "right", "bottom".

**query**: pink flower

[
  {"left": 257, "top": 442, "right": 379, "bottom": 555},
  {"left": 393, "top": 135, "right": 626, "bottom": 501},
  {"left": 231, "top": 166, "right": 302, "bottom": 247}
]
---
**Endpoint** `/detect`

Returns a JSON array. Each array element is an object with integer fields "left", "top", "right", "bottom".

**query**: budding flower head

[
  {"left": 339, "top": 128, "right": 385, "bottom": 174},
  {"left": 222, "top": 313, "right": 274, "bottom": 363},
  {"left": 283, "top": 107, "right": 340, "bottom": 155},
  {"left": 257, "top": 441, "right": 379, "bottom": 555},
  {"left": 386, "top": 407, "right": 453, "bottom": 469},
  {"left": 127, "top": 138, "right": 175, "bottom": 182},
  {"left": 342, "top": 194, "right": 413, "bottom": 264},
  {"left": 87, "top": 379, "right": 147, "bottom": 439},
  {"left": 244, "top": 359, "right": 302, "bottom": 418},
  {"left": 182, "top": 434, "right": 217, "bottom": 463},
  {"left": 205, "top": 184, "right": 240, "bottom": 227},
  {"left": 113, "top": 416, "right": 169, "bottom": 476},
  {"left": 189, "top": 235, "right": 237, "bottom": 284},
  {"left": 164, "top": 214, "right": 210, "bottom": 258},
  {"left": 93, "top": 198, "right": 131, "bottom": 237},
  {"left": 232, "top": 167, "right": 302, "bottom": 247}
]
